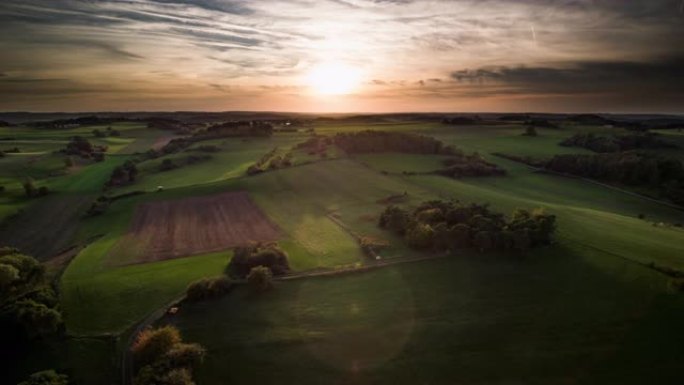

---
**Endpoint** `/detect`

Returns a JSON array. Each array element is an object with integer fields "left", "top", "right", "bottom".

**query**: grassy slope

[{"left": 166, "top": 245, "right": 684, "bottom": 385}]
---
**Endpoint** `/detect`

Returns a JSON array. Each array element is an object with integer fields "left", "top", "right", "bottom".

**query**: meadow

[{"left": 2, "top": 116, "right": 684, "bottom": 384}]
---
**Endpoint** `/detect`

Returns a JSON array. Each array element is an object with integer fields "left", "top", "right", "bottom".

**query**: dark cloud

[
  {"left": 450, "top": 56, "right": 684, "bottom": 96},
  {"left": 146, "top": 0, "right": 254, "bottom": 15}
]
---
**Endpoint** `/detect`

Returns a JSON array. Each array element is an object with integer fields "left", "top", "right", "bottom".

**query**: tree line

[
  {"left": 545, "top": 152, "right": 684, "bottom": 205},
  {"left": 197, "top": 121, "right": 273, "bottom": 139},
  {"left": 332, "top": 130, "right": 457, "bottom": 155},
  {"left": 379, "top": 200, "right": 556, "bottom": 253},
  {"left": 560, "top": 132, "right": 677, "bottom": 153}
]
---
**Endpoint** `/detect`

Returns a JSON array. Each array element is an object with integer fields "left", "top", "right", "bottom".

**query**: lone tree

[{"left": 247, "top": 266, "right": 273, "bottom": 293}]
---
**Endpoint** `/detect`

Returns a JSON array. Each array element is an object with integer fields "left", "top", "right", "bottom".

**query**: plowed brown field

[{"left": 116, "top": 191, "right": 281, "bottom": 263}]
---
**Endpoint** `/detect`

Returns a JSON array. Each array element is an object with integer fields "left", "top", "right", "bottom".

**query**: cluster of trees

[
  {"left": 379, "top": 200, "right": 556, "bottom": 253},
  {"left": 0, "top": 248, "right": 63, "bottom": 344},
  {"left": 227, "top": 243, "right": 290, "bottom": 278},
  {"left": 333, "top": 130, "right": 456, "bottom": 155},
  {"left": 435, "top": 154, "right": 506, "bottom": 178},
  {"left": 197, "top": 121, "right": 273, "bottom": 139},
  {"left": 560, "top": 132, "right": 676, "bottom": 153},
  {"left": 92, "top": 126, "right": 121, "bottom": 138},
  {"left": 105, "top": 160, "right": 139, "bottom": 188},
  {"left": 247, "top": 148, "right": 292, "bottom": 175},
  {"left": 545, "top": 152, "right": 684, "bottom": 204},
  {"left": 62, "top": 136, "right": 106, "bottom": 161},
  {"left": 133, "top": 325, "right": 205, "bottom": 385},
  {"left": 186, "top": 276, "right": 232, "bottom": 302}
]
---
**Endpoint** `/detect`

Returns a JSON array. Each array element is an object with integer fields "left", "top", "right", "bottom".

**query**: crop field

[
  {"left": 113, "top": 191, "right": 281, "bottom": 264},
  {"left": 3, "top": 116, "right": 684, "bottom": 385}
]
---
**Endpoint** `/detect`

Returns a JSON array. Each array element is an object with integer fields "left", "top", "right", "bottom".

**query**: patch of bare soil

[{"left": 114, "top": 191, "right": 281, "bottom": 264}]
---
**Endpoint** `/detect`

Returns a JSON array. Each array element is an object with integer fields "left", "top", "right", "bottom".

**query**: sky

[{"left": 0, "top": 0, "right": 683, "bottom": 113}]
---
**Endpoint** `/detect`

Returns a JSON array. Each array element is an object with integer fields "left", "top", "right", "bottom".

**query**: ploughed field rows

[{"left": 113, "top": 191, "right": 281, "bottom": 264}]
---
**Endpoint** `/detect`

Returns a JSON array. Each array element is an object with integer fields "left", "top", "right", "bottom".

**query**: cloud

[
  {"left": 0, "top": 0, "right": 682, "bottom": 112},
  {"left": 450, "top": 56, "right": 684, "bottom": 95}
]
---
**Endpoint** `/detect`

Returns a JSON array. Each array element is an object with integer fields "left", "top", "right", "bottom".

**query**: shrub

[
  {"left": 22, "top": 178, "right": 37, "bottom": 197},
  {"left": 185, "top": 276, "right": 232, "bottom": 302},
  {"left": 132, "top": 327, "right": 205, "bottom": 385},
  {"left": 247, "top": 266, "right": 273, "bottom": 293},
  {"left": 0, "top": 263, "right": 20, "bottom": 288},
  {"left": 162, "top": 343, "right": 206, "bottom": 369},
  {"left": 18, "top": 370, "right": 69, "bottom": 385},
  {"left": 133, "top": 326, "right": 182, "bottom": 367},
  {"left": 12, "top": 299, "right": 63, "bottom": 338},
  {"left": 670, "top": 278, "right": 684, "bottom": 292}
]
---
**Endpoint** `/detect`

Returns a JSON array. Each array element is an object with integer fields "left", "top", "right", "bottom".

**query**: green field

[
  {"left": 3, "top": 118, "right": 684, "bottom": 385},
  {"left": 164, "top": 244, "right": 684, "bottom": 385}
]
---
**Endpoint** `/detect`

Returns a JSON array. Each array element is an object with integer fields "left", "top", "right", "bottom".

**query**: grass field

[{"left": 163, "top": 244, "right": 684, "bottom": 385}]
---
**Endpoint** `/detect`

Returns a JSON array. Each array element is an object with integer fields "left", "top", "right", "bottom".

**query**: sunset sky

[{"left": 1, "top": 0, "right": 683, "bottom": 113}]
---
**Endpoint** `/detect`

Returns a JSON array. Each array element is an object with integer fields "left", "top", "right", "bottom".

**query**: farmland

[
  {"left": 2, "top": 114, "right": 684, "bottom": 385},
  {"left": 115, "top": 191, "right": 281, "bottom": 264}
]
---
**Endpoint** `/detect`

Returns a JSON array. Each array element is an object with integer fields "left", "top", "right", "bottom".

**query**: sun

[{"left": 306, "top": 62, "right": 363, "bottom": 95}]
